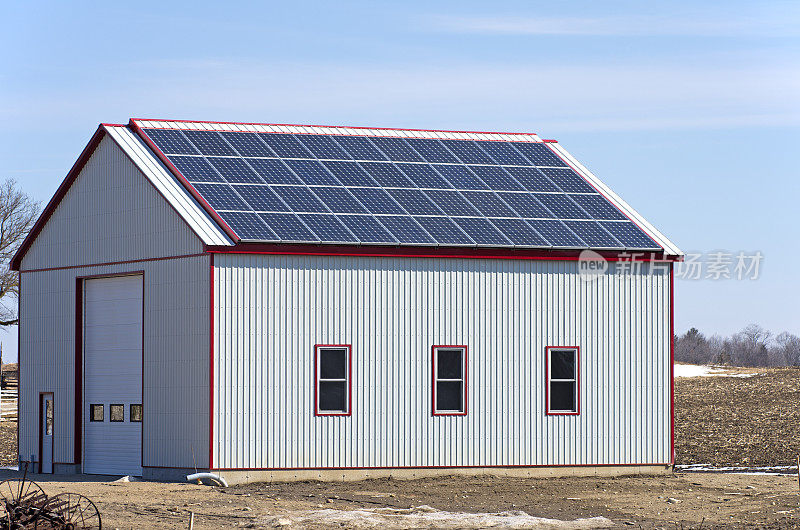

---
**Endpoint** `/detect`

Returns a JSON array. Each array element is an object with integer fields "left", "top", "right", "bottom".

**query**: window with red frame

[
  {"left": 315, "top": 345, "right": 351, "bottom": 415},
  {"left": 433, "top": 346, "right": 467, "bottom": 415},
  {"left": 546, "top": 347, "right": 579, "bottom": 414}
]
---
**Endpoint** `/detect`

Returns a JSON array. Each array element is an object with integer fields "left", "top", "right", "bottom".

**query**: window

[
  {"left": 90, "top": 404, "right": 104, "bottom": 422},
  {"left": 546, "top": 347, "right": 580, "bottom": 415},
  {"left": 432, "top": 346, "right": 467, "bottom": 415},
  {"left": 109, "top": 404, "right": 125, "bottom": 422},
  {"left": 315, "top": 345, "right": 351, "bottom": 416},
  {"left": 130, "top": 404, "right": 143, "bottom": 422},
  {"left": 45, "top": 399, "right": 54, "bottom": 435}
]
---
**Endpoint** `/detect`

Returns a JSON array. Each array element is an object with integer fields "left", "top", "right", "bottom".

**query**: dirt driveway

[{"left": 2, "top": 471, "right": 798, "bottom": 528}]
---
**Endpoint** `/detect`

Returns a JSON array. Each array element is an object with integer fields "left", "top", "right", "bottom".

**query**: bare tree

[
  {"left": 774, "top": 332, "right": 800, "bottom": 366},
  {"left": 0, "top": 179, "right": 39, "bottom": 326}
]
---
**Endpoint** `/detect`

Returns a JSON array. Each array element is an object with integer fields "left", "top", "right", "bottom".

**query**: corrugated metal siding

[
  {"left": 19, "top": 256, "right": 210, "bottom": 469},
  {"left": 21, "top": 135, "right": 204, "bottom": 271},
  {"left": 213, "top": 255, "right": 670, "bottom": 469}
]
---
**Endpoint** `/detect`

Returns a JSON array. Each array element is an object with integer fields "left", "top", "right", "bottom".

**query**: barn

[{"left": 11, "top": 119, "right": 681, "bottom": 483}]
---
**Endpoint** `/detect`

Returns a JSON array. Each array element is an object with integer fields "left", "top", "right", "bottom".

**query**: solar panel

[
  {"left": 526, "top": 219, "right": 585, "bottom": 248},
  {"left": 321, "top": 161, "right": 377, "bottom": 187},
  {"left": 170, "top": 156, "right": 224, "bottom": 182},
  {"left": 460, "top": 191, "right": 516, "bottom": 217},
  {"left": 259, "top": 133, "right": 311, "bottom": 158},
  {"left": 423, "top": 190, "right": 480, "bottom": 216},
  {"left": 379, "top": 215, "right": 435, "bottom": 244},
  {"left": 534, "top": 194, "right": 589, "bottom": 219},
  {"left": 182, "top": 130, "right": 236, "bottom": 156},
  {"left": 434, "top": 165, "right": 487, "bottom": 190},
  {"left": 296, "top": 134, "right": 350, "bottom": 160},
  {"left": 414, "top": 216, "right": 474, "bottom": 245},
  {"left": 192, "top": 183, "right": 248, "bottom": 210},
  {"left": 207, "top": 157, "right": 264, "bottom": 184},
  {"left": 312, "top": 187, "right": 368, "bottom": 213},
  {"left": 218, "top": 132, "right": 275, "bottom": 157},
  {"left": 478, "top": 141, "right": 529, "bottom": 166},
  {"left": 504, "top": 167, "right": 560, "bottom": 192},
  {"left": 333, "top": 135, "right": 387, "bottom": 161},
  {"left": 147, "top": 127, "right": 662, "bottom": 251},
  {"left": 298, "top": 214, "right": 357, "bottom": 242},
  {"left": 599, "top": 221, "right": 658, "bottom": 248},
  {"left": 232, "top": 185, "right": 289, "bottom": 212},
  {"left": 537, "top": 167, "right": 595, "bottom": 193},
  {"left": 404, "top": 138, "right": 460, "bottom": 163},
  {"left": 271, "top": 186, "right": 328, "bottom": 213},
  {"left": 452, "top": 217, "right": 511, "bottom": 245},
  {"left": 489, "top": 218, "right": 548, "bottom": 246},
  {"left": 564, "top": 221, "right": 622, "bottom": 248},
  {"left": 395, "top": 163, "right": 452, "bottom": 189},
  {"left": 360, "top": 162, "right": 415, "bottom": 188},
  {"left": 247, "top": 159, "right": 302, "bottom": 185},
  {"left": 337, "top": 215, "right": 397, "bottom": 243},
  {"left": 259, "top": 212, "right": 318, "bottom": 241},
  {"left": 570, "top": 194, "right": 626, "bottom": 220},
  {"left": 369, "top": 137, "right": 423, "bottom": 162},
  {"left": 144, "top": 128, "right": 198, "bottom": 155},
  {"left": 220, "top": 211, "right": 278, "bottom": 240},
  {"left": 439, "top": 140, "right": 494, "bottom": 164},
  {"left": 510, "top": 142, "right": 567, "bottom": 167},
  {"left": 468, "top": 166, "right": 523, "bottom": 191},
  {"left": 284, "top": 159, "right": 342, "bottom": 186}
]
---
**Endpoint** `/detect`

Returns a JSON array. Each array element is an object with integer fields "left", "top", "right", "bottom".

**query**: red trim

[
  {"left": 206, "top": 244, "right": 678, "bottom": 262},
  {"left": 544, "top": 346, "right": 581, "bottom": 416},
  {"left": 214, "top": 462, "right": 671, "bottom": 472},
  {"left": 541, "top": 139, "right": 558, "bottom": 143},
  {"left": 209, "top": 254, "right": 215, "bottom": 470},
  {"left": 130, "top": 118, "right": 539, "bottom": 138},
  {"left": 314, "top": 344, "right": 353, "bottom": 417},
  {"left": 74, "top": 278, "right": 83, "bottom": 465},
  {"left": 543, "top": 143, "right": 663, "bottom": 250},
  {"left": 20, "top": 252, "right": 207, "bottom": 274},
  {"left": 128, "top": 120, "right": 240, "bottom": 243},
  {"left": 669, "top": 264, "right": 675, "bottom": 464},
  {"left": 431, "top": 345, "right": 468, "bottom": 416},
  {"left": 10, "top": 126, "right": 106, "bottom": 271}
]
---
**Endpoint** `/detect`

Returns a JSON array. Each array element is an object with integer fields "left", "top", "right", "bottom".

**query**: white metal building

[{"left": 12, "top": 119, "right": 681, "bottom": 483}]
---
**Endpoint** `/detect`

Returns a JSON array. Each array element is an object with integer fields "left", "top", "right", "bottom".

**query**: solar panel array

[{"left": 141, "top": 128, "right": 660, "bottom": 250}]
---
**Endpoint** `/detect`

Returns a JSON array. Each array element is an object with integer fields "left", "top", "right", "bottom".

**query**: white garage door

[{"left": 83, "top": 275, "right": 143, "bottom": 476}]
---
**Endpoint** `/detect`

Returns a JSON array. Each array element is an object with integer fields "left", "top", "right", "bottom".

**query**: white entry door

[
  {"left": 40, "top": 393, "right": 53, "bottom": 473},
  {"left": 83, "top": 275, "right": 143, "bottom": 476}
]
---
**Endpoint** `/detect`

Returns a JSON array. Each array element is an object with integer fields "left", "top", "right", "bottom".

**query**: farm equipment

[{"left": 0, "top": 465, "right": 101, "bottom": 529}]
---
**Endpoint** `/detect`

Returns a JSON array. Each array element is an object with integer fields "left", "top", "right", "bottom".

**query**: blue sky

[{"left": 1, "top": 1, "right": 798, "bottom": 361}]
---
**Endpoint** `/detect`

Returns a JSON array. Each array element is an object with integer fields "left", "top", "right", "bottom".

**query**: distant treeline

[{"left": 674, "top": 324, "right": 800, "bottom": 367}]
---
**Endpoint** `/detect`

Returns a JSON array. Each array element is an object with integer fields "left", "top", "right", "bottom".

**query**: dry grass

[
  {"left": 675, "top": 366, "right": 800, "bottom": 466},
  {"left": 0, "top": 421, "right": 16, "bottom": 467}
]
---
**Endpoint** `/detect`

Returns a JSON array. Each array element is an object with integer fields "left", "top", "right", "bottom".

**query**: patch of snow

[
  {"left": 0, "top": 466, "right": 18, "bottom": 471},
  {"left": 676, "top": 464, "right": 797, "bottom": 476},
  {"left": 259, "top": 505, "right": 614, "bottom": 529},
  {"left": 673, "top": 364, "right": 760, "bottom": 378}
]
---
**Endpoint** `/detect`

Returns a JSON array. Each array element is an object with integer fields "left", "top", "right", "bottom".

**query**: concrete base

[
  {"left": 53, "top": 463, "right": 80, "bottom": 474},
  {"left": 215, "top": 465, "right": 673, "bottom": 486},
  {"left": 143, "top": 467, "right": 204, "bottom": 481}
]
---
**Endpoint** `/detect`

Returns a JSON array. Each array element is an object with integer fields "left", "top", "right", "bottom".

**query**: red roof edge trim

[
  {"left": 127, "top": 119, "right": 240, "bottom": 243},
  {"left": 541, "top": 139, "right": 558, "bottom": 143},
  {"left": 130, "top": 118, "right": 539, "bottom": 138},
  {"left": 11, "top": 125, "right": 108, "bottom": 271},
  {"left": 205, "top": 243, "right": 681, "bottom": 262}
]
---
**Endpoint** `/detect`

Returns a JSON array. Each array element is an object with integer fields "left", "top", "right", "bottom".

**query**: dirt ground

[
  {"left": 0, "top": 471, "right": 797, "bottom": 528},
  {"left": 675, "top": 366, "right": 800, "bottom": 467}
]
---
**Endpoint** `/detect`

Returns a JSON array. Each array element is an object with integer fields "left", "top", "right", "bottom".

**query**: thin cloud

[{"left": 428, "top": 13, "right": 800, "bottom": 37}]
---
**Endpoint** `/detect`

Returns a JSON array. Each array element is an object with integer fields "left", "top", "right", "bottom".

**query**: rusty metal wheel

[
  {"left": 38, "top": 493, "right": 101, "bottom": 530},
  {"left": 0, "top": 478, "right": 48, "bottom": 528}
]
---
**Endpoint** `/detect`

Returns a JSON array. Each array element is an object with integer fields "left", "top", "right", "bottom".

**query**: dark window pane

[
  {"left": 110, "top": 404, "right": 124, "bottom": 422},
  {"left": 436, "top": 381, "right": 463, "bottom": 412},
  {"left": 319, "top": 381, "right": 347, "bottom": 412},
  {"left": 130, "top": 404, "right": 143, "bottom": 422},
  {"left": 437, "top": 349, "right": 463, "bottom": 379},
  {"left": 320, "top": 348, "right": 347, "bottom": 379},
  {"left": 551, "top": 350, "right": 575, "bottom": 379},
  {"left": 45, "top": 399, "right": 53, "bottom": 435},
  {"left": 550, "top": 381, "right": 576, "bottom": 412},
  {"left": 90, "top": 404, "right": 104, "bottom": 422}
]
